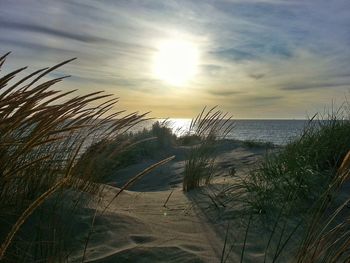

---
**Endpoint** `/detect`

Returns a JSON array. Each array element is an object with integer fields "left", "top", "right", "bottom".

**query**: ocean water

[{"left": 130, "top": 119, "right": 308, "bottom": 146}]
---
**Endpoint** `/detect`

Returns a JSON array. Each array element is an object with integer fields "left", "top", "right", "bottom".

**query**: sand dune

[
  {"left": 67, "top": 141, "right": 268, "bottom": 262},
  {"left": 68, "top": 188, "right": 222, "bottom": 262}
]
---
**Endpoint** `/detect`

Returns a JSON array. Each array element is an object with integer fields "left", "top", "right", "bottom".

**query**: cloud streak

[
  {"left": 1, "top": 0, "right": 349, "bottom": 118},
  {"left": 1, "top": 20, "right": 107, "bottom": 43}
]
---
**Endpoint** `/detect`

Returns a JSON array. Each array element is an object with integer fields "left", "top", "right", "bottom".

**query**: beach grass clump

[
  {"left": 76, "top": 120, "right": 176, "bottom": 182},
  {"left": 151, "top": 120, "right": 177, "bottom": 148},
  {"left": 291, "top": 150, "right": 350, "bottom": 262},
  {"left": 0, "top": 53, "right": 145, "bottom": 261},
  {"left": 229, "top": 150, "right": 350, "bottom": 263},
  {"left": 242, "top": 139, "right": 275, "bottom": 149},
  {"left": 183, "top": 107, "right": 234, "bottom": 192},
  {"left": 242, "top": 109, "right": 350, "bottom": 215},
  {"left": 177, "top": 134, "right": 201, "bottom": 146},
  {"left": 183, "top": 141, "right": 216, "bottom": 191}
]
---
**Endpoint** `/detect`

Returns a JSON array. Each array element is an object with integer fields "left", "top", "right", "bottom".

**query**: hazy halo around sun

[{"left": 153, "top": 39, "right": 199, "bottom": 86}]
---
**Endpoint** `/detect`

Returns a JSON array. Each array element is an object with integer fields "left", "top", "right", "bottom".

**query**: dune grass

[
  {"left": 183, "top": 106, "right": 234, "bottom": 192},
  {"left": 177, "top": 134, "right": 201, "bottom": 146},
  {"left": 240, "top": 109, "right": 350, "bottom": 215},
  {"left": 183, "top": 141, "right": 216, "bottom": 191},
  {"left": 0, "top": 53, "right": 146, "bottom": 261},
  {"left": 242, "top": 139, "right": 275, "bottom": 149},
  {"left": 75, "top": 120, "right": 176, "bottom": 183},
  {"left": 294, "top": 151, "right": 350, "bottom": 262},
  {"left": 228, "top": 150, "right": 350, "bottom": 263},
  {"left": 218, "top": 105, "right": 350, "bottom": 262}
]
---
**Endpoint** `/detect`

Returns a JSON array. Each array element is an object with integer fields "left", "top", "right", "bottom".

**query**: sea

[{"left": 129, "top": 119, "right": 309, "bottom": 146}]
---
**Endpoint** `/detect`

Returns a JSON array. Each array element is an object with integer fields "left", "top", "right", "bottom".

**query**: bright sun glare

[{"left": 153, "top": 39, "right": 199, "bottom": 86}]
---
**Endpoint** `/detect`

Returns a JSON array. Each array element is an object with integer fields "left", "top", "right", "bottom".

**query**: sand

[{"left": 68, "top": 141, "right": 273, "bottom": 262}]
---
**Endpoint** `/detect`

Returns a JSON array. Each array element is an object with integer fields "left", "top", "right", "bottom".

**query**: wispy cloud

[
  {"left": 206, "top": 89, "right": 243, "bottom": 97},
  {"left": 1, "top": 0, "right": 349, "bottom": 118},
  {"left": 282, "top": 81, "right": 350, "bottom": 91},
  {"left": 248, "top": 73, "right": 265, "bottom": 80},
  {"left": 1, "top": 20, "right": 107, "bottom": 43}
]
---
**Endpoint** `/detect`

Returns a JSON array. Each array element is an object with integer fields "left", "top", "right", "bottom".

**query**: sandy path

[
  {"left": 69, "top": 141, "right": 268, "bottom": 262},
  {"left": 69, "top": 187, "right": 222, "bottom": 262}
]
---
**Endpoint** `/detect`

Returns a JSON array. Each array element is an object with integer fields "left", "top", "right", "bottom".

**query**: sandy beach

[{"left": 64, "top": 141, "right": 272, "bottom": 262}]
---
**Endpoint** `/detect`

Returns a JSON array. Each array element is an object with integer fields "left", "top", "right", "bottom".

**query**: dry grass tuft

[
  {"left": 183, "top": 106, "right": 234, "bottom": 192},
  {"left": 294, "top": 150, "right": 350, "bottom": 263},
  {"left": 0, "top": 53, "right": 146, "bottom": 261}
]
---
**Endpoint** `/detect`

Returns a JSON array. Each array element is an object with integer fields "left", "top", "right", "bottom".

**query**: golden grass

[
  {"left": 183, "top": 106, "right": 234, "bottom": 191},
  {"left": 0, "top": 53, "right": 146, "bottom": 261},
  {"left": 294, "top": 150, "right": 350, "bottom": 263}
]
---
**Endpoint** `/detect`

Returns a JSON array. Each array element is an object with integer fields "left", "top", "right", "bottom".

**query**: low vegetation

[
  {"left": 242, "top": 139, "right": 275, "bottom": 149},
  {"left": 76, "top": 121, "right": 176, "bottom": 182},
  {"left": 295, "top": 153, "right": 350, "bottom": 262},
  {"left": 243, "top": 111, "right": 350, "bottom": 215},
  {"left": 223, "top": 149, "right": 350, "bottom": 263},
  {"left": 219, "top": 107, "right": 350, "bottom": 262},
  {"left": 183, "top": 107, "right": 234, "bottom": 192}
]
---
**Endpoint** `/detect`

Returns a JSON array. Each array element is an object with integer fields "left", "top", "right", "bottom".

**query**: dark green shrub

[
  {"left": 76, "top": 121, "right": 176, "bottom": 182},
  {"left": 242, "top": 140, "right": 275, "bottom": 149},
  {"left": 177, "top": 134, "right": 201, "bottom": 146},
  {"left": 243, "top": 114, "right": 350, "bottom": 214}
]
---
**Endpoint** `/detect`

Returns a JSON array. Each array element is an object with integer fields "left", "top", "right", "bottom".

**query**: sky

[{"left": 1, "top": 0, "right": 350, "bottom": 119}]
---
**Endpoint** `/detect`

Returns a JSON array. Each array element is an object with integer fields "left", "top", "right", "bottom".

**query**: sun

[{"left": 153, "top": 39, "right": 199, "bottom": 86}]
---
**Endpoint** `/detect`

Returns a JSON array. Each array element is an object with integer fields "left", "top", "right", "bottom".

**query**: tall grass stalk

[
  {"left": 183, "top": 106, "right": 234, "bottom": 191},
  {"left": 0, "top": 53, "right": 146, "bottom": 261},
  {"left": 295, "top": 151, "right": 350, "bottom": 262},
  {"left": 241, "top": 108, "right": 350, "bottom": 215},
  {"left": 220, "top": 105, "right": 350, "bottom": 262},
  {"left": 74, "top": 120, "right": 176, "bottom": 183}
]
